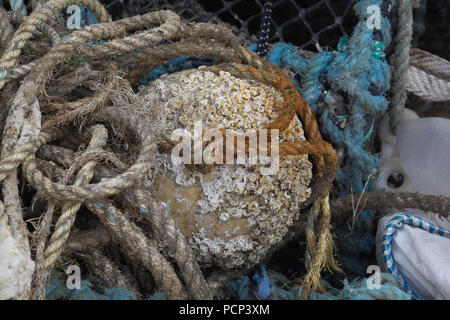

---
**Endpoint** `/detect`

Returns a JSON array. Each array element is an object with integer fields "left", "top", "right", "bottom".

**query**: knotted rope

[{"left": 0, "top": 0, "right": 111, "bottom": 91}]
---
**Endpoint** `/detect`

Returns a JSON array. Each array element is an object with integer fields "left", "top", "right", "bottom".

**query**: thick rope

[
  {"left": 0, "top": 11, "right": 179, "bottom": 192},
  {"left": 5, "top": 14, "right": 61, "bottom": 82},
  {"left": 32, "top": 138, "right": 184, "bottom": 300},
  {"left": 85, "top": 201, "right": 187, "bottom": 299},
  {"left": 0, "top": 8, "right": 180, "bottom": 299},
  {"left": 43, "top": 125, "right": 107, "bottom": 270},
  {"left": 407, "top": 48, "right": 450, "bottom": 101},
  {"left": 76, "top": 11, "right": 181, "bottom": 58},
  {"left": 301, "top": 194, "right": 343, "bottom": 298},
  {"left": 30, "top": 202, "right": 55, "bottom": 300},
  {"left": 0, "top": 10, "right": 15, "bottom": 57},
  {"left": 3, "top": 11, "right": 180, "bottom": 197},
  {"left": 0, "top": 0, "right": 111, "bottom": 90},
  {"left": 389, "top": 0, "right": 414, "bottom": 132},
  {"left": 330, "top": 191, "right": 450, "bottom": 220},
  {"left": 136, "top": 191, "right": 213, "bottom": 300},
  {"left": 74, "top": 248, "right": 140, "bottom": 298}
]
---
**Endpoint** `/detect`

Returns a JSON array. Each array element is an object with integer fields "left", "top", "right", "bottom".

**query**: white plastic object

[
  {"left": 376, "top": 210, "right": 450, "bottom": 300},
  {"left": 376, "top": 109, "right": 450, "bottom": 197},
  {"left": 0, "top": 215, "right": 35, "bottom": 299}
]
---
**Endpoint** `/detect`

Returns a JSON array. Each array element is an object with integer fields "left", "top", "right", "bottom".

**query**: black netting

[{"left": 100, "top": 0, "right": 359, "bottom": 51}]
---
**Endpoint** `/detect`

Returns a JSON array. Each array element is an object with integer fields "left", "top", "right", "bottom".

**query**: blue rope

[
  {"left": 132, "top": 56, "right": 215, "bottom": 92},
  {"left": 45, "top": 275, "right": 169, "bottom": 300},
  {"left": 226, "top": 276, "right": 251, "bottom": 300},
  {"left": 226, "top": 270, "right": 410, "bottom": 300},
  {"left": 80, "top": 7, "right": 100, "bottom": 27},
  {"left": 46, "top": 278, "right": 137, "bottom": 300},
  {"left": 254, "top": 0, "right": 392, "bottom": 283},
  {"left": 251, "top": 264, "right": 272, "bottom": 300},
  {"left": 309, "top": 273, "right": 411, "bottom": 300}
]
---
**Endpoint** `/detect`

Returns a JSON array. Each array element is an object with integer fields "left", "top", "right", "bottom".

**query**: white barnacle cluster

[{"left": 138, "top": 67, "right": 313, "bottom": 268}]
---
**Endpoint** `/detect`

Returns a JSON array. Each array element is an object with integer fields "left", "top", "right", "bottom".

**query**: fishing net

[{"left": 101, "top": 0, "right": 359, "bottom": 50}]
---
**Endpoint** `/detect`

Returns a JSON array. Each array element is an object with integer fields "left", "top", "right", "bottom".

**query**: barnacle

[{"left": 139, "top": 67, "right": 313, "bottom": 268}]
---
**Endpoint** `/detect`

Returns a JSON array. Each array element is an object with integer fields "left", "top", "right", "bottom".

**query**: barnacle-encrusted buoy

[{"left": 139, "top": 67, "right": 313, "bottom": 268}]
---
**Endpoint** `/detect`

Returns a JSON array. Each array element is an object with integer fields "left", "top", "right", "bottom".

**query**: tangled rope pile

[{"left": 0, "top": 0, "right": 344, "bottom": 300}]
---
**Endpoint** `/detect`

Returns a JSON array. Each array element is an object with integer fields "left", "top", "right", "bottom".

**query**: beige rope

[
  {"left": 85, "top": 200, "right": 188, "bottom": 299},
  {"left": 407, "top": 48, "right": 450, "bottom": 102},
  {"left": 6, "top": 14, "right": 61, "bottom": 82},
  {"left": 0, "top": 0, "right": 111, "bottom": 91},
  {"left": 43, "top": 125, "right": 107, "bottom": 270},
  {"left": 0, "top": 10, "right": 14, "bottom": 57},
  {"left": 136, "top": 191, "right": 213, "bottom": 299}
]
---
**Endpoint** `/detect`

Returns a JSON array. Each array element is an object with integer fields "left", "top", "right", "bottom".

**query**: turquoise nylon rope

[{"left": 264, "top": 0, "right": 391, "bottom": 195}]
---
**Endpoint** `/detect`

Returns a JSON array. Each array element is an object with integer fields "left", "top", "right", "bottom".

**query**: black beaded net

[{"left": 100, "top": 0, "right": 359, "bottom": 51}]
